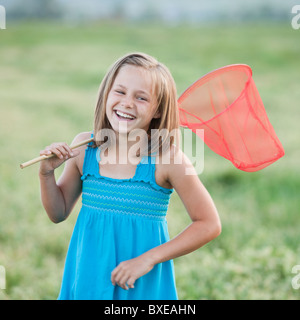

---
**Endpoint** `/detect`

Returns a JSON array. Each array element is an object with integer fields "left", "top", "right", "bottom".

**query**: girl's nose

[{"left": 121, "top": 94, "right": 134, "bottom": 108}]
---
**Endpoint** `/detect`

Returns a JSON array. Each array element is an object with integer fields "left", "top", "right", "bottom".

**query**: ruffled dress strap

[
  {"left": 134, "top": 154, "right": 173, "bottom": 195},
  {"left": 81, "top": 133, "right": 101, "bottom": 181}
]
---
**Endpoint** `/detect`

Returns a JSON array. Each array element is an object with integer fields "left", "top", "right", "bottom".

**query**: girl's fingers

[
  {"left": 40, "top": 147, "right": 52, "bottom": 156},
  {"left": 111, "top": 269, "right": 123, "bottom": 286},
  {"left": 117, "top": 278, "right": 129, "bottom": 290},
  {"left": 118, "top": 276, "right": 136, "bottom": 290},
  {"left": 111, "top": 269, "right": 127, "bottom": 289},
  {"left": 119, "top": 275, "right": 130, "bottom": 290},
  {"left": 39, "top": 150, "right": 51, "bottom": 156},
  {"left": 39, "top": 142, "right": 80, "bottom": 175},
  {"left": 126, "top": 277, "right": 135, "bottom": 289},
  {"left": 61, "top": 143, "right": 74, "bottom": 157},
  {"left": 111, "top": 270, "right": 135, "bottom": 290},
  {"left": 56, "top": 143, "right": 72, "bottom": 158},
  {"left": 51, "top": 146, "right": 64, "bottom": 159},
  {"left": 40, "top": 143, "right": 77, "bottom": 159}
]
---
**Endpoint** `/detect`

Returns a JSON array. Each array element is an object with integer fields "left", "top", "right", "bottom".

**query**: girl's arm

[
  {"left": 39, "top": 133, "right": 88, "bottom": 223},
  {"left": 111, "top": 147, "right": 221, "bottom": 290},
  {"left": 145, "top": 148, "right": 221, "bottom": 262}
]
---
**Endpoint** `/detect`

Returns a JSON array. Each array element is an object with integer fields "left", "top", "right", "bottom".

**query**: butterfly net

[{"left": 178, "top": 64, "right": 284, "bottom": 172}]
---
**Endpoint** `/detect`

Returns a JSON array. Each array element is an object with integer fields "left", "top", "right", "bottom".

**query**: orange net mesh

[{"left": 178, "top": 64, "right": 284, "bottom": 172}]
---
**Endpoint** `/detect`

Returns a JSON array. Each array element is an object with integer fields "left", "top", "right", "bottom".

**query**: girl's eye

[
  {"left": 137, "top": 96, "right": 148, "bottom": 102},
  {"left": 116, "top": 90, "right": 125, "bottom": 95}
]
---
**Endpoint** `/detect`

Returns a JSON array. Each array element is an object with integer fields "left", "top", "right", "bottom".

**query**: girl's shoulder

[
  {"left": 158, "top": 144, "right": 192, "bottom": 168},
  {"left": 72, "top": 131, "right": 93, "bottom": 144},
  {"left": 71, "top": 131, "right": 93, "bottom": 175},
  {"left": 155, "top": 144, "right": 196, "bottom": 190}
]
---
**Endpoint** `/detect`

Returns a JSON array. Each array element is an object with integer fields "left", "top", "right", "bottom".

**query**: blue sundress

[{"left": 58, "top": 138, "right": 178, "bottom": 300}]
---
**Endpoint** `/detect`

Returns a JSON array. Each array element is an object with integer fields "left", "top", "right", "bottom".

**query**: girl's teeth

[{"left": 116, "top": 111, "right": 135, "bottom": 119}]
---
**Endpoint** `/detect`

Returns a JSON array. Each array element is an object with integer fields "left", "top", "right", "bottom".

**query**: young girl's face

[{"left": 106, "top": 65, "right": 160, "bottom": 135}]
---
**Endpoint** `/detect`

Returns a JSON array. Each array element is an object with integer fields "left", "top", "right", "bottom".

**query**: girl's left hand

[{"left": 111, "top": 255, "right": 154, "bottom": 290}]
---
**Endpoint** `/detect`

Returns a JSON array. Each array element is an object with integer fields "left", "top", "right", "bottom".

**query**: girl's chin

[{"left": 110, "top": 121, "right": 136, "bottom": 135}]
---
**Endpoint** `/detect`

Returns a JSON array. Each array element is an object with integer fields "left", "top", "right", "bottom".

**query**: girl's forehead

[{"left": 114, "top": 65, "right": 156, "bottom": 94}]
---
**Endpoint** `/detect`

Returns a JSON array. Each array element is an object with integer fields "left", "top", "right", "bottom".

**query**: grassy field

[{"left": 0, "top": 21, "right": 299, "bottom": 300}]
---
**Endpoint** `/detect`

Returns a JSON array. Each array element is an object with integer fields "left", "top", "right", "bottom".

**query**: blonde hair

[{"left": 93, "top": 52, "right": 179, "bottom": 154}]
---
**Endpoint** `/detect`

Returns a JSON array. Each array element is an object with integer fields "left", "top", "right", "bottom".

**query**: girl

[{"left": 39, "top": 52, "right": 221, "bottom": 300}]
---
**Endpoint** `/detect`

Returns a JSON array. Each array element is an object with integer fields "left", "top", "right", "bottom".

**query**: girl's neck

[{"left": 109, "top": 131, "right": 148, "bottom": 165}]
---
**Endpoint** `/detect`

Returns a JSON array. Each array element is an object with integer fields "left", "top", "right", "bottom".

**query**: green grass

[{"left": 0, "top": 21, "right": 299, "bottom": 300}]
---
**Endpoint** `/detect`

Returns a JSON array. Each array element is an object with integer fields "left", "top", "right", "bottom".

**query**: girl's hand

[
  {"left": 111, "top": 255, "right": 155, "bottom": 290},
  {"left": 39, "top": 142, "right": 80, "bottom": 176}
]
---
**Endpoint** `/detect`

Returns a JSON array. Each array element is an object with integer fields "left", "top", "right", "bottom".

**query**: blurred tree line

[{"left": 1, "top": 0, "right": 297, "bottom": 23}]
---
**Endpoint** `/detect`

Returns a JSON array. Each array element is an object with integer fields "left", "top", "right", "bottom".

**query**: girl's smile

[{"left": 114, "top": 109, "right": 136, "bottom": 121}]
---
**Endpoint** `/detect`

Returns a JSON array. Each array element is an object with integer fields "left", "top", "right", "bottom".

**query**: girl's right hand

[{"left": 39, "top": 142, "right": 80, "bottom": 176}]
